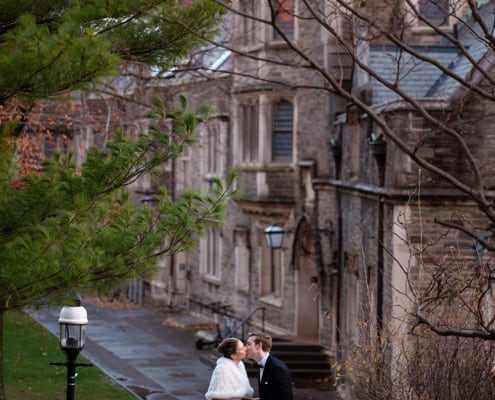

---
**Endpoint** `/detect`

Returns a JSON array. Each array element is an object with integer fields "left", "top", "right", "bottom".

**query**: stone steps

[{"left": 247, "top": 338, "right": 332, "bottom": 382}]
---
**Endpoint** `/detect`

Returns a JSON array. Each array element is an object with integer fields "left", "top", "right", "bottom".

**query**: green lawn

[{"left": 4, "top": 310, "right": 136, "bottom": 400}]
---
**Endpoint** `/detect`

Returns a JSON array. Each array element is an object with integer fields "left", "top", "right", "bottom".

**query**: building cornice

[{"left": 313, "top": 178, "right": 495, "bottom": 204}]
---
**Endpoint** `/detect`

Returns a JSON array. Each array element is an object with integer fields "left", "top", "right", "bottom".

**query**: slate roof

[
  {"left": 368, "top": 2, "right": 495, "bottom": 107},
  {"left": 153, "top": 14, "right": 232, "bottom": 82},
  {"left": 152, "top": 46, "right": 231, "bottom": 82},
  {"left": 369, "top": 45, "right": 461, "bottom": 104}
]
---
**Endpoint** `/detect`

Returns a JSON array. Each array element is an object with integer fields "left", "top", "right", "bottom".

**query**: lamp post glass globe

[
  {"left": 264, "top": 223, "right": 284, "bottom": 249},
  {"left": 55, "top": 305, "right": 89, "bottom": 400},
  {"left": 58, "top": 305, "right": 88, "bottom": 353}
]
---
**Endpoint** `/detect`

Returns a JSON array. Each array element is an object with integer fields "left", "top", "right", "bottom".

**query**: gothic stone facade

[{"left": 138, "top": 1, "right": 495, "bottom": 367}]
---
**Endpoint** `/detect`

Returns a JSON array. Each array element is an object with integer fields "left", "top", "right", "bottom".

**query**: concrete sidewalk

[{"left": 31, "top": 297, "right": 336, "bottom": 400}]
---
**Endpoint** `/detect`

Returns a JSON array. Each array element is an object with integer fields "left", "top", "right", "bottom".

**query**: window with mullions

[
  {"left": 234, "top": 229, "right": 250, "bottom": 292},
  {"left": 240, "top": 101, "right": 259, "bottom": 163},
  {"left": 203, "top": 122, "right": 223, "bottom": 175},
  {"left": 272, "top": 100, "right": 293, "bottom": 161},
  {"left": 240, "top": 0, "right": 256, "bottom": 44},
  {"left": 272, "top": 0, "right": 294, "bottom": 40},
  {"left": 418, "top": 0, "right": 449, "bottom": 26},
  {"left": 200, "top": 227, "right": 222, "bottom": 281}
]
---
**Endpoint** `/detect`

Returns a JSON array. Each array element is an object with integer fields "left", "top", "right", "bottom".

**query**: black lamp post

[
  {"left": 264, "top": 223, "right": 285, "bottom": 293},
  {"left": 52, "top": 303, "right": 90, "bottom": 400}
]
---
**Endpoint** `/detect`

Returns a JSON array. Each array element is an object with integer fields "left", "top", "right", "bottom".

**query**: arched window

[
  {"left": 272, "top": 0, "right": 294, "bottom": 40},
  {"left": 272, "top": 100, "right": 293, "bottom": 161}
]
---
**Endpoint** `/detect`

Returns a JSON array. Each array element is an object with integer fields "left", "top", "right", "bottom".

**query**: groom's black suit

[{"left": 258, "top": 354, "right": 293, "bottom": 400}]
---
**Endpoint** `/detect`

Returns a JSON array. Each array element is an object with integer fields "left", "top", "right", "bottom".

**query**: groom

[{"left": 245, "top": 332, "right": 293, "bottom": 400}]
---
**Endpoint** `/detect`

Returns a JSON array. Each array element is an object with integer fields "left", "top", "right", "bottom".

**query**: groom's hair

[{"left": 247, "top": 332, "right": 272, "bottom": 352}]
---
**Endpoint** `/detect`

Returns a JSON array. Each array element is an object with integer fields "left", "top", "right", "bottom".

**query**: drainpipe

[
  {"left": 369, "top": 134, "right": 387, "bottom": 333},
  {"left": 329, "top": 127, "right": 343, "bottom": 354}
]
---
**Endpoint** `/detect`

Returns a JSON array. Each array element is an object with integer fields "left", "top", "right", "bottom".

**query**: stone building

[
  {"left": 174, "top": 2, "right": 339, "bottom": 343},
  {"left": 17, "top": 0, "right": 490, "bottom": 394},
  {"left": 133, "top": 0, "right": 495, "bottom": 384},
  {"left": 312, "top": 0, "right": 495, "bottom": 370},
  {"left": 28, "top": 2, "right": 495, "bottom": 381}
]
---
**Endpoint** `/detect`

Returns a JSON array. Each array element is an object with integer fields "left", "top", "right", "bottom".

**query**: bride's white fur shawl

[{"left": 205, "top": 357, "right": 254, "bottom": 400}]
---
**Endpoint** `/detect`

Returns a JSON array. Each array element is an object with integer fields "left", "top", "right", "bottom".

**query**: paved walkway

[{"left": 32, "top": 297, "right": 336, "bottom": 400}]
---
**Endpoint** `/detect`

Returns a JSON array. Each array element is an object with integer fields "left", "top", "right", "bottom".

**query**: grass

[{"left": 4, "top": 310, "right": 136, "bottom": 400}]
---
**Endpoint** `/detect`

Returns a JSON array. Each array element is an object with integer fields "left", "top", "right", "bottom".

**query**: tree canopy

[
  {"left": 0, "top": 0, "right": 225, "bottom": 105},
  {"left": 0, "top": 0, "right": 231, "bottom": 308},
  {"left": 0, "top": 2, "right": 233, "bottom": 397},
  {"left": 0, "top": 94, "right": 235, "bottom": 312}
]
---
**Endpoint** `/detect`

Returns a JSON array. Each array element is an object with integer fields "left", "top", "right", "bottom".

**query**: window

[
  {"left": 272, "top": 100, "right": 293, "bottom": 161},
  {"left": 418, "top": 0, "right": 449, "bottom": 26},
  {"left": 200, "top": 227, "right": 222, "bottom": 281},
  {"left": 272, "top": 0, "right": 295, "bottom": 40},
  {"left": 240, "top": 101, "right": 259, "bottom": 163},
  {"left": 201, "top": 120, "right": 226, "bottom": 176},
  {"left": 261, "top": 231, "right": 282, "bottom": 298},
  {"left": 349, "top": 117, "right": 360, "bottom": 178},
  {"left": 234, "top": 229, "right": 250, "bottom": 291},
  {"left": 240, "top": 0, "right": 257, "bottom": 44},
  {"left": 205, "top": 123, "right": 220, "bottom": 175},
  {"left": 344, "top": 253, "right": 360, "bottom": 342}
]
